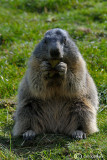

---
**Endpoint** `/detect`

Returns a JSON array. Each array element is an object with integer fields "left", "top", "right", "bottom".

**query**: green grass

[{"left": 0, "top": 0, "right": 107, "bottom": 159}]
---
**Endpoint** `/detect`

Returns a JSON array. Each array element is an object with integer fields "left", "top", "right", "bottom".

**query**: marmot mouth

[
  {"left": 49, "top": 59, "right": 60, "bottom": 68},
  {"left": 49, "top": 57, "right": 63, "bottom": 60}
]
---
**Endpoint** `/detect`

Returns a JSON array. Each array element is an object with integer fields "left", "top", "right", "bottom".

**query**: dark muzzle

[{"left": 50, "top": 48, "right": 60, "bottom": 59}]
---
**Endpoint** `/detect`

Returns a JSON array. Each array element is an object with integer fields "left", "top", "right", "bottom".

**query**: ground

[{"left": 0, "top": 0, "right": 107, "bottom": 159}]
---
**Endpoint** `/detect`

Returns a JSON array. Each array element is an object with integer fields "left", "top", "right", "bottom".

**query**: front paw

[
  {"left": 71, "top": 130, "right": 86, "bottom": 140},
  {"left": 23, "top": 130, "right": 36, "bottom": 140},
  {"left": 55, "top": 62, "right": 67, "bottom": 76},
  {"left": 40, "top": 61, "right": 51, "bottom": 72},
  {"left": 40, "top": 61, "right": 51, "bottom": 77}
]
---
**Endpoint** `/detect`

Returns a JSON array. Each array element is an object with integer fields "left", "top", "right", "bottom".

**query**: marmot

[{"left": 13, "top": 28, "right": 99, "bottom": 140}]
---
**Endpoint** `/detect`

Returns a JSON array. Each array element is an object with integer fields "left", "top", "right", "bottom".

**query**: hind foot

[
  {"left": 72, "top": 130, "right": 86, "bottom": 140},
  {"left": 23, "top": 130, "right": 36, "bottom": 140}
]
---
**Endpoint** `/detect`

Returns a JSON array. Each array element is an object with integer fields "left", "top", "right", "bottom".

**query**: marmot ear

[{"left": 45, "top": 29, "right": 51, "bottom": 35}]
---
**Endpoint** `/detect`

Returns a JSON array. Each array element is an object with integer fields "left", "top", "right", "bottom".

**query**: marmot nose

[{"left": 50, "top": 48, "right": 60, "bottom": 58}]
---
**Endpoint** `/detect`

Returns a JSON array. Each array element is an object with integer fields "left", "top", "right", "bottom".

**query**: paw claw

[
  {"left": 71, "top": 130, "right": 86, "bottom": 140},
  {"left": 23, "top": 130, "right": 36, "bottom": 140}
]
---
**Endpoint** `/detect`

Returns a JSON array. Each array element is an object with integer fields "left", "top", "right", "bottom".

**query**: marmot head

[{"left": 33, "top": 28, "right": 80, "bottom": 63}]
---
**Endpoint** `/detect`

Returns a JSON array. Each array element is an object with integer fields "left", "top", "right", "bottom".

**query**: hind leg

[
  {"left": 65, "top": 102, "right": 98, "bottom": 139},
  {"left": 12, "top": 106, "right": 31, "bottom": 137},
  {"left": 64, "top": 114, "right": 87, "bottom": 139},
  {"left": 72, "top": 113, "right": 98, "bottom": 139},
  {"left": 12, "top": 101, "right": 43, "bottom": 139}
]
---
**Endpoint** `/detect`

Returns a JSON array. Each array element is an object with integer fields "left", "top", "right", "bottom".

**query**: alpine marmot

[{"left": 13, "top": 28, "right": 99, "bottom": 140}]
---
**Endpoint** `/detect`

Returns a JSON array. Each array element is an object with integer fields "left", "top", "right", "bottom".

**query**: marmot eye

[
  {"left": 44, "top": 38, "right": 48, "bottom": 44},
  {"left": 63, "top": 37, "right": 66, "bottom": 44}
]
